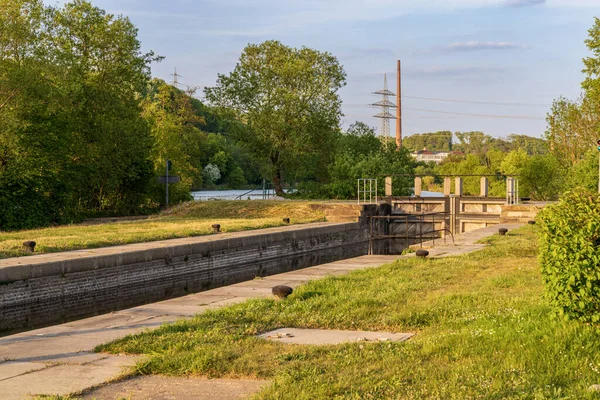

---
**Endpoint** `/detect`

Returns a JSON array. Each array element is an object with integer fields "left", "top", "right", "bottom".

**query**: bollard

[
  {"left": 498, "top": 228, "right": 508, "bottom": 236},
  {"left": 211, "top": 224, "right": 221, "bottom": 233},
  {"left": 22, "top": 241, "right": 36, "bottom": 253},
  {"left": 283, "top": 218, "right": 290, "bottom": 224},
  {"left": 272, "top": 285, "right": 293, "bottom": 300},
  {"left": 528, "top": 220, "right": 536, "bottom": 225},
  {"left": 416, "top": 249, "right": 429, "bottom": 258}
]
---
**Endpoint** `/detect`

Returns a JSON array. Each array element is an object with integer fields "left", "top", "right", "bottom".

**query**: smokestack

[{"left": 396, "top": 60, "right": 402, "bottom": 148}]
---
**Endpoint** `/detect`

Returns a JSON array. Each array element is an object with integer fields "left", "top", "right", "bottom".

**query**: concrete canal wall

[{"left": 0, "top": 222, "right": 369, "bottom": 334}]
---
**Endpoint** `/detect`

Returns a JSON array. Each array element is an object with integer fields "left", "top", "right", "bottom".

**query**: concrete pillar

[
  {"left": 455, "top": 177, "right": 463, "bottom": 196},
  {"left": 443, "top": 177, "right": 451, "bottom": 196},
  {"left": 414, "top": 177, "right": 422, "bottom": 197},
  {"left": 385, "top": 177, "right": 392, "bottom": 196},
  {"left": 480, "top": 177, "right": 488, "bottom": 197}
]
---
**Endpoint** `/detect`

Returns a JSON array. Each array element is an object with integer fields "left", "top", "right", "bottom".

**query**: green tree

[
  {"left": 141, "top": 79, "right": 205, "bottom": 204},
  {"left": 507, "top": 134, "right": 548, "bottom": 156},
  {"left": 403, "top": 131, "right": 453, "bottom": 152},
  {"left": 205, "top": 40, "right": 346, "bottom": 196},
  {"left": 545, "top": 96, "right": 596, "bottom": 165},
  {"left": 0, "top": 0, "right": 159, "bottom": 229},
  {"left": 338, "top": 122, "right": 381, "bottom": 156},
  {"left": 520, "top": 154, "right": 564, "bottom": 200}
]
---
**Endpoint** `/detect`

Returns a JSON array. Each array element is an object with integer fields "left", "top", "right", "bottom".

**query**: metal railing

[
  {"left": 367, "top": 212, "right": 455, "bottom": 255},
  {"left": 235, "top": 179, "right": 275, "bottom": 200},
  {"left": 506, "top": 177, "right": 519, "bottom": 205},
  {"left": 358, "top": 178, "right": 378, "bottom": 204}
]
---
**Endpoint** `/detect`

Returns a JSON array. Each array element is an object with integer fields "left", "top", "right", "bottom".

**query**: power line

[
  {"left": 402, "top": 95, "right": 549, "bottom": 107},
  {"left": 350, "top": 95, "right": 549, "bottom": 107},
  {"left": 343, "top": 108, "right": 545, "bottom": 120},
  {"left": 403, "top": 107, "right": 545, "bottom": 120}
]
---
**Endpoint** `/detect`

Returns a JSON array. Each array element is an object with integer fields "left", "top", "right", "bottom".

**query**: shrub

[{"left": 538, "top": 190, "right": 600, "bottom": 322}]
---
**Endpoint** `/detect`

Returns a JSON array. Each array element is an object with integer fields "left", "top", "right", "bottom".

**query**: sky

[{"left": 44, "top": 0, "right": 600, "bottom": 139}]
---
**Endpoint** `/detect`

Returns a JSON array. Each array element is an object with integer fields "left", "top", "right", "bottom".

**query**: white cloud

[{"left": 446, "top": 41, "right": 527, "bottom": 51}]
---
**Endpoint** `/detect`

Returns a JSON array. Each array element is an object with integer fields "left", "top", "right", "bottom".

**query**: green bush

[{"left": 538, "top": 190, "right": 600, "bottom": 322}]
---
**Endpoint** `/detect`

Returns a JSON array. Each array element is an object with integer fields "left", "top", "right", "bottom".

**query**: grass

[
  {"left": 97, "top": 225, "right": 600, "bottom": 399},
  {"left": 0, "top": 201, "right": 326, "bottom": 259}
]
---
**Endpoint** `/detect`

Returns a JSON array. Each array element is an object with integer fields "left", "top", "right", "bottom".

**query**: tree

[
  {"left": 205, "top": 40, "right": 346, "bottom": 196},
  {"left": 141, "top": 79, "right": 205, "bottom": 203},
  {"left": 545, "top": 96, "right": 597, "bottom": 165},
  {"left": 0, "top": 0, "right": 160, "bottom": 229},
  {"left": 520, "top": 154, "right": 564, "bottom": 200},
  {"left": 337, "top": 122, "right": 381, "bottom": 156},
  {"left": 403, "top": 131, "right": 453, "bottom": 152},
  {"left": 507, "top": 134, "right": 548, "bottom": 156}
]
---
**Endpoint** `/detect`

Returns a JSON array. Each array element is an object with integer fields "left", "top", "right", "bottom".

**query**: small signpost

[
  {"left": 158, "top": 159, "right": 180, "bottom": 208},
  {"left": 157, "top": 176, "right": 180, "bottom": 184}
]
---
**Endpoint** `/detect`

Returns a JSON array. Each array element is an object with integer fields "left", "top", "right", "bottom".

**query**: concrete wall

[{"left": 0, "top": 222, "right": 368, "bottom": 335}]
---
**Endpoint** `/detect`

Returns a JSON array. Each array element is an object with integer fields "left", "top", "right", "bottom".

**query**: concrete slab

[
  {"left": 156, "top": 294, "right": 234, "bottom": 306},
  {"left": 0, "top": 364, "right": 126, "bottom": 399},
  {"left": 258, "top": 328, "right": 414, "bottom": 345},
  {"left": 0, "top": 361, "right": 48, "bottom": 381},
  {"left": 81, "top": 375, "right": 269, "bottom": 400}
]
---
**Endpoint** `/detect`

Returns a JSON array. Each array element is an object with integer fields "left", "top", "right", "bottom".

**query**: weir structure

[{"left": 362, "top": 174, "right": 543, "bottom": 254}]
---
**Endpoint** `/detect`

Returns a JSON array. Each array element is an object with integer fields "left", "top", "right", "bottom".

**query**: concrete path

[
  {"left": 0, "top": 223, "right": 522, "bottom": 399},
  {"left": 81, "top": 376, "right": 269, "bottom": 400}
]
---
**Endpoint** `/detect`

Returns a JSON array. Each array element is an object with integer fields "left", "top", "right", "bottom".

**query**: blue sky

[{"left": 45, "top": 0, "right": 600, "bottom": 138}]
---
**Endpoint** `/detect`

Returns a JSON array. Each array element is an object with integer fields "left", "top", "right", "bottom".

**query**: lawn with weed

[
  {"left": 0, "top": 201, "right": 326, "bottom": 258},
  {"left": 98, "top": 226, "right": 600, "bottom": 399}
]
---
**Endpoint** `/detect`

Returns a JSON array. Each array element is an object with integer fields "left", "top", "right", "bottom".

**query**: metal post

[
  {"left": 419, "top": 213, "right": 423, "bottom": 249},
  {"left": 405, "top": 214, "right": 408, "bottom": 249},
  {"left": 433, "top": 212, "right": 435, "bottom": 246},
  {"left": 165, "top": 158, "right": 169, "bottom": 208}
]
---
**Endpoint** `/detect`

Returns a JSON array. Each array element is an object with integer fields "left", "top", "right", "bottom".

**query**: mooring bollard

[
  {"left": 283, "top": 218, "right": 290, "bottom": 224},
  {"left": 498, "top": 228, "right": 508, "bottom": 236},
  {"left": 528, "top": 220, "right": 536, "bottom": 225},
  {"left": 416, "top": 249, "right": 429, "bottom": 258},
  {"left": 23, "top": 241, "right": 36, "bottom": 253},
  {"left": 272, "top": 285, "right": 293, "bottom": 300},
  {"left": 211, "top": 224, "right": 221, "bottom": 233}
]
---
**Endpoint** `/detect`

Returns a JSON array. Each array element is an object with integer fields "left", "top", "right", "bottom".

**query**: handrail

[{"left": 235, "top": 185, "right": 262, "bottom": 200}]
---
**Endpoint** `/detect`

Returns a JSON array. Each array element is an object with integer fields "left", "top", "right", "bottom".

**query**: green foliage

[
  {"left": 436, "top": 154, "right": 505, "bottom": 197},
  {"left": 0, "top": 0, "right": 158, "bottom": 229},
  {"left": 205, "top": 40, "right": 346, "bottom": 195},
  {"left": 566, "top": 150, "right": 599, "bottom": 192},
  {"left": 403, "top": 131, "right": 453, "bottom": 151},
  {"left": 296, "top": 140, "right": 414, "bottom": 199},
  {"left": 520, "top": 154, "right": 565, "bottom": 200},
  {"left": 225, "top": 166, "right": 247, "bottom": 189},
  {"left": 538, "top": 191, "right": 600, "bottom": 322}
]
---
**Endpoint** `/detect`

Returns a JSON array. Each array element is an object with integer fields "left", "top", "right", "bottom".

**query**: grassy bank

[
  {"left": 0, "top": 201, "right": 326, "bottom": 259},
  {"left": 98, "top": 226, "right": 600, "bottom": 399}
]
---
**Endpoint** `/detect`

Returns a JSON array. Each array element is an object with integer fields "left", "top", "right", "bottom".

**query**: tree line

[{"left": 3, "top": 0, "right": 599, "bottom": 232}]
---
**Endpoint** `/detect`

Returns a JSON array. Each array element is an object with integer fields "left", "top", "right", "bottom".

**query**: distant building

[{"left": 411, "top": 149, "right": 464, "bottom": 164}]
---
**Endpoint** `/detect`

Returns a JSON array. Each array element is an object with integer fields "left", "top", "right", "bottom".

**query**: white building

[{"left": 411, "top": 150, "right": 464, "bottom": 164}]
